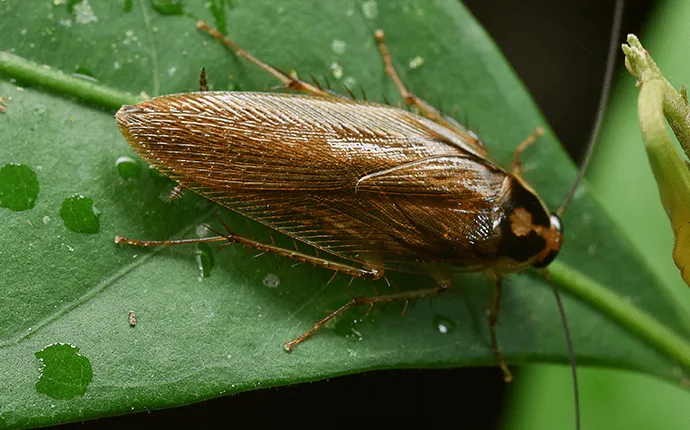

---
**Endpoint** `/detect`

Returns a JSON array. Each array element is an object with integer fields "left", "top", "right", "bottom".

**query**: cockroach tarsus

[{"left": 114, "top": 6, "right": 624, "bottom": 428}]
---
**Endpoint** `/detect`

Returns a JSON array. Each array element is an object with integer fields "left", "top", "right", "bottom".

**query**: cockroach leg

[
  {"left": 196, "top": 20, "right": 339, "bottom": 99},
  {"left": 115, "top": 234, "right": 229, "bottom": 247},
  {"left": 373, "top": 30, "right": 479, "bottom": 144},
  {"left": 199, "top": 67, "right": 208, "bottom": 91},
  {"left": 511, "top": 127, "right": 545, "bottom": 175},
  {"left": 284, "top": 283, "right": 450, "bottom": 351},
  {"left": 373, "top": 30, "right": 437, "bottom": 116},
  {"left": 116, "top": 219, "right": 383, "bottom": 281},
  {"left": 488, "top": 277, "right": 513, "bottom": 383}
]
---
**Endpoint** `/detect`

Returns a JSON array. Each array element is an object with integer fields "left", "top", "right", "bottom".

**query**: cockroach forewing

[{"left": 116, "top": 91, "right": 518, "bottom": 273}]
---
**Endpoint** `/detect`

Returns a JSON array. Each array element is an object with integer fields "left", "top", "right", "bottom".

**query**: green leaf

[{"left": 1, "top": 0, "right": 689, "bottom": 427}]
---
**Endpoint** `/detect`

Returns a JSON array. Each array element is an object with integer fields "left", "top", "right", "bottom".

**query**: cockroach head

[{"left": 497, "top": 176, "right": 564, "bottom": 270}]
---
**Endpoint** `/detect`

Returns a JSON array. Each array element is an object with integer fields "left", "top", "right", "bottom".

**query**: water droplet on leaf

[
  {"left": 35, "top": 343, "right": 93, "bottom": 400},
  {"left": 115, "top": 156, "right": 140, "bottom": 180},
  {"left": 0, "top": 163, "right": 39, "bottom": 211},
  {"left": 262, "top": 273, "right": 280, "bottom": 288},
  {"left": 433, "top": 314, "right": 456, "bottom": 335},
  {"left": 196, "top": 242, "right": 214, "bottom": 278},
  {"left": 150, "top": 0, "right": 185, "bottom": 15},
  {"left": 60, "top": 194, "right": 100, "bottom": 234}
]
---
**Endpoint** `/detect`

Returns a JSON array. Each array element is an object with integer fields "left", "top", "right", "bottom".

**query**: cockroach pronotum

[{"left": 114, "top": 3, "right": 624, "bottom": 428}]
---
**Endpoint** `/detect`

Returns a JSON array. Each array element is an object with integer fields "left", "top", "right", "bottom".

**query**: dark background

[{"left": 59, "top": 1, "right": 654, "bottom": 428}]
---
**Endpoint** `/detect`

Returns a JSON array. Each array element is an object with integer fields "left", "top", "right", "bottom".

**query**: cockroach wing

[
  {"left": 117, "top": 92, "right": 509, "bottom": 270},
  {"left": 353, "top": 155, "right": 510, "bottom": 262}
]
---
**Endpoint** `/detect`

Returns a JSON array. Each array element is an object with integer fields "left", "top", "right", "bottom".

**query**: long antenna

[
  {"left": 551, "top": 3, "right": 625, "bottom": 429},
  {"left": 557, "top": 0, "right": 625, "bottom": 216},
  {"left": 541, "top": 269, "right": 581, "bottom": 429}
]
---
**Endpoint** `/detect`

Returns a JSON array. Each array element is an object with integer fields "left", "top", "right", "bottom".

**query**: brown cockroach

[{"left": 114, "top": 4, "right": 623, "bottom": 427}]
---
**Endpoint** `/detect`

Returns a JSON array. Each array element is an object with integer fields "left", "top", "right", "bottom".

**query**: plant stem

[
  {"left": 0, "top": 51, "right": 143, "bottom": 110},
  {"left": 551, "top": 261, "right": 690, "bottom": 374}
]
